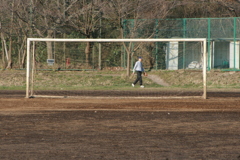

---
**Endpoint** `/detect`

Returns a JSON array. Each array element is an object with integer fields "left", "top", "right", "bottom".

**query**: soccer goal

[{"left": 26, "top": 38, "right": 207, "bottom": 99}]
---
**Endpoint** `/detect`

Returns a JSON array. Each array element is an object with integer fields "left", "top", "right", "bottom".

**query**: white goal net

[{"left": 26, "top": 38, "right": 207, "bottom": 99}]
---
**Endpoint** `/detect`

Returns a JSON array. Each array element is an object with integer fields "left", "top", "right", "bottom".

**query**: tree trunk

[
  {"left": 6, "top": 0, "right": 14, "bottom": 69},
  {"left": 85, "top": 42, "right": 91, "bottom": 66},
  {"left": 21, "top": 48, "right": 26, "bottom": 68},
  {"left": 19, "top": 36, "right": 27, "bottom": 68},
  {"left": 1, "top": 38, "right": 5, "bottom": 68},
  {"left": 6, "top": 38, "right": 12, "bottom": 69},
  {"left": 1, "top": 32, "right": 8, "bottom": 69},
  {"left": 127, "top": 52, "right": 131, "bottom": 76},
  {"left": 46, "top": 30, "right": 54, "bottom": 59}
]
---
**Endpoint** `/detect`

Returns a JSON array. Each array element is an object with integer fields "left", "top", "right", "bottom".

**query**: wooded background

[{"left": 1, "top": 0, "right": 240, "bottom": 70}]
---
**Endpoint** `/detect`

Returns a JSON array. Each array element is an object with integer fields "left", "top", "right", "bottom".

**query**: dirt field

[{"left": 1, "top": 92, "right": 240, "bottom": 160}]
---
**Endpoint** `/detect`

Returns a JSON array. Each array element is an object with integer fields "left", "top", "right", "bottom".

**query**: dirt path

[{"left": 147, "top": 74, "right": 170, "bottom": 86}]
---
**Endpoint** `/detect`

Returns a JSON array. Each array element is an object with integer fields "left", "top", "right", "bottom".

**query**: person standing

[{"left": 132, "top": 57, "right": 145, "bottom": 88}]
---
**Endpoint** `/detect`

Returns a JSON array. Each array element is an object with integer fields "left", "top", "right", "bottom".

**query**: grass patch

[
  {"left": 0, "top": 86, "right": 26, "bottom": 90},
  {"left": 32, "top": 71, "right": 160, "bottom": 90}
]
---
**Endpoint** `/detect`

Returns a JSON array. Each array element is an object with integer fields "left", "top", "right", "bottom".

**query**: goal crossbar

[
  {"left": 26, "top": 38, "right": 207, "bottom": 99},
  {"left": 27, "top": 38, "right": 206, "bottom": 42}
]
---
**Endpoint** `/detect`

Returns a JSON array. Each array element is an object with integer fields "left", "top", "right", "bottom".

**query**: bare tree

[
  {"left": 103, "top": 0, "right": 177, "bottom": 76},
  {"left": 215, "top": 0, "right": 240, "bottom": 17},
  {"left": 33, "top": 0, "right": 63, "bottom": 59},
  {"left": 14, "top": 0, "right": 79, "bottom": 61},
  {"left": 65, "top": 0, "right": 103, "bottom": 66},
  {"left": 171, "top": 0, "right": 240, "bottom": 18},
  {"left": 0, "top": 22, "right": 7, "bottom": 68},
  {"left": 0, "top": 0, "right": 16, "bottom": 69}
]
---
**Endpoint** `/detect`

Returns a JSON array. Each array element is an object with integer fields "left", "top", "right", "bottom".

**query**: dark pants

[{"left": 133, "top": 71, "right": 142, "bottom": 85}]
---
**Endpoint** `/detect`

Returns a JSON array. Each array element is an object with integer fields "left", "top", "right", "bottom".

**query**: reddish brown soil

[{"left": 0, "top": 91, "right": 240, "bottom": 159}]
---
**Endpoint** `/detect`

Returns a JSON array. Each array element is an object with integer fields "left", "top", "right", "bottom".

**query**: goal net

[{"left": 26, "top": 38, "right": 207, "bottom": 99}]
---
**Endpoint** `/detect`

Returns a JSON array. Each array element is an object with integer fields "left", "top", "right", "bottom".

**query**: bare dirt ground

[{"left": 1, "top": 91, "right": 240, "bottom": 160}]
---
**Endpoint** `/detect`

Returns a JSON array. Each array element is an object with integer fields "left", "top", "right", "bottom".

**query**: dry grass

[
  {"left": 0, "top": 69, "right": 240, "bottom": 90},
  {"left": 151, "top": 70, "right": 240, "bottom": 89}
]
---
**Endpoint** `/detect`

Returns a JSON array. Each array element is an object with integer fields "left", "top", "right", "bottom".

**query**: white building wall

[
  {"left": 229, "top": 41, "right": 240, "bottom": 69},
  {"left": 166, "top": 42, "right": 178, "bottom": 70}
]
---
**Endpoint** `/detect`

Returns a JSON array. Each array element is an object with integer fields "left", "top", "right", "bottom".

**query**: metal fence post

[
  {"left": 207, "top": 18, "right": 211, "bottom": 70},
  {"left": 155, "top": 19, "right": 159, "bottom": 70},
  {"left": 234, "top": 17, "right": 237, "bottom": 71},
  {"left": 183, "top": 18, "right": 186, "bottom": 69}
]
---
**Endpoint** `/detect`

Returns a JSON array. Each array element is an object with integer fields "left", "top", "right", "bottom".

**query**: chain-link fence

[{"left": 123, "top": 17, "right": 240, "bottom": 71}]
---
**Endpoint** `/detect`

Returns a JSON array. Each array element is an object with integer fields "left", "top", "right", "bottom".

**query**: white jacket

[{"left": 133, "top": 61, "right": 144, "bottom": 72}]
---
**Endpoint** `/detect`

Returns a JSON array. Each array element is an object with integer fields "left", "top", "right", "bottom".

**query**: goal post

[{"left": 26, "top": 38, "right": 207, "bottom": 99}]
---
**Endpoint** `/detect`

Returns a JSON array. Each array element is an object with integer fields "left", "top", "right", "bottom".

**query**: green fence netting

[{"left": 123, "top": 17, "right": 240, "bottom": 71}]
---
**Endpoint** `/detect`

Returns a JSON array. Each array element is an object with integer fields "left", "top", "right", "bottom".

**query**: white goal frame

[{"left": 26, "top": 38, "right": 207, "bottom": 99}]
